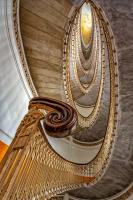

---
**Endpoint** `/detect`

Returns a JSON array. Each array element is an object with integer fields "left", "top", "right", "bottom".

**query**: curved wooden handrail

[{"left": 29, "top": 97, "right": 78, "bottom": 138}]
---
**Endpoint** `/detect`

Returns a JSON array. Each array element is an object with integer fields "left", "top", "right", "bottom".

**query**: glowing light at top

[{"left": 81, "top": 2, "right": 93, "bottom": 46}]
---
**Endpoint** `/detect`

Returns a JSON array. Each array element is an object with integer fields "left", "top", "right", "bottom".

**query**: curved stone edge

[{"left": 12, "top": 0, "right": 38, "bottom": 98}]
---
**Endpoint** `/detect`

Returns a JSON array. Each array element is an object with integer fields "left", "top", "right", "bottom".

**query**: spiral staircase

[{"left": 0, "top": 0, "right": 133, "bottom": 199}]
